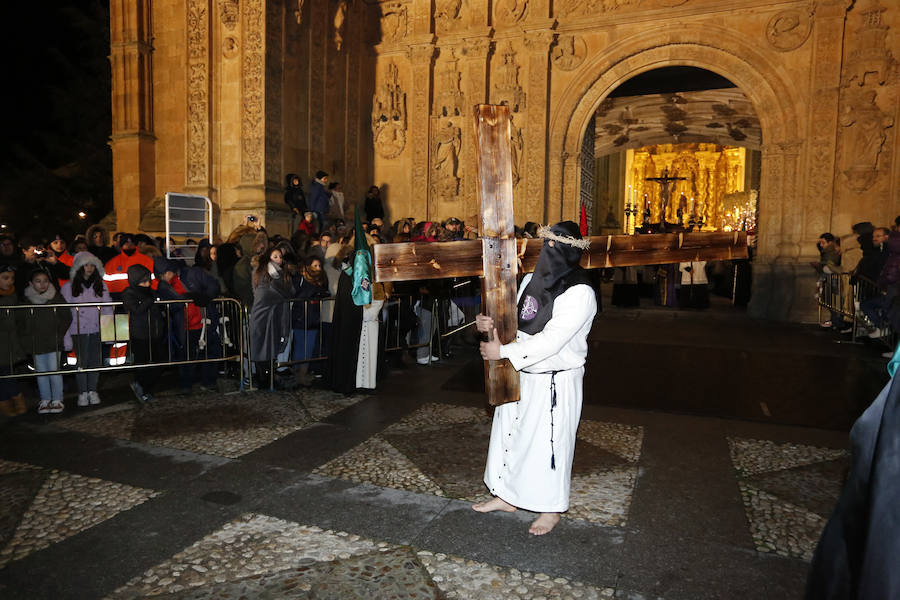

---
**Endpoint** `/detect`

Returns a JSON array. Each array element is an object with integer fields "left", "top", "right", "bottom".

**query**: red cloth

[
  {"left": 579, "top": 202, "right": 588, "bottom": 236},
  {"left": 56, "top": 252, "right": 75, "bottom": 287},
  {"left": 170, "top": 276, "right": 203, "bottom": 330},
  {"left": 297, "top": 219, "right": 317, "bottom": 234}
]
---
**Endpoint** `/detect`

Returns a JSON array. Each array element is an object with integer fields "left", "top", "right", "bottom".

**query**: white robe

[
  {"left": 484, "top": 275, "right": 597, "bottom": 512},
  {"left": 356, "top": 299, "right": 383, "bottom": 389}
]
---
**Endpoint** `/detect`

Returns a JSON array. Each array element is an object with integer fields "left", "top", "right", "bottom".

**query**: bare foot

[
  {"left": 472, "top": 497, "right": 517, "bottom": 513},
  {"left": 529, "top": 513, "right": 561, "bottom": 535}
]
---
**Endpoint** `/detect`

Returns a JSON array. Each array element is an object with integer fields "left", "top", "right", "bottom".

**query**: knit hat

[
  {"left": 70, "top": 251, "right": 105, "bottom": 281},
  {"left": 127, "top": 264, "right": 152, "bottom": 287}
]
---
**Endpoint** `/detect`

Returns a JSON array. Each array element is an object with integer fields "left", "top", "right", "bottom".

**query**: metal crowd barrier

[
  {"left": 817, "top": 273, "right": 898, "bottom": 347},
  {"left": 1, "top": 297, "right": 244, "bottom": 380}
]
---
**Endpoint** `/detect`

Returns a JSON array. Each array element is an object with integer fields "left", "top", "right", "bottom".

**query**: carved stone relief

[
  {"left": 765, "top": 8, "right": 813, "bottom": 52},
  {"left": 264, "top": 0, "right": 282, "bottom": 184},
  {"left": 552, "top": 35, "right": 586, "bottom": 71},
  {"left": 843, "top": 2, "right": 897, "bottom": 87},
  {"left": 293, "top": 0, "right": 304, "bottom": 25},
  {"left": 187, "top": 0, "right": 209, "bottom": 186},
  {"left": 372, "top": 61, "right": 407, "bottom": 159},
  {"left": 223, "top": 36, "right": 239, "bottom": 58},
  {"left": 431, "top": 120, "right": 461, "bottom": 199},
  {"left": 435, "top": 0, "right": 463, "bottom": 34},
  {"left": 409, "top": 45, "right": 436, "bottom": 207},
  {"left": 509, "top": 114, "right": 524, "bottom": 188},
  {"left": 495, "top": 0, "right": 527, "bottom": 25},
  {"left": 380, "top": 2, "right": 408, "bottom": 43},
  {"left": 494, "top": 43, "right": 526, "bottom": 112},
  {"left": 557, "top": 0, "right": 640, "bottom": 17},
  {"left": 218, "top": 0, "right": 239, "bottom": 31},
  {"left": 434, "top": 49, "right": 466, "bottom": 117},
  {"left": 241, "top": 0, "right": 264, "bottom": 183},
  {"left": 839, "top": 88, "right": 894, "bottom": 191}
]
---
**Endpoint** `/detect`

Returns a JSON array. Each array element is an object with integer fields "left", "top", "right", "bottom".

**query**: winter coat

[
  {"left": 249, "top": 275, "right": 293, "bottom": 362},
  {"left": 852, "top": 233, "right": 885, "bottom": 285},
  {"left": 61, "top": 274, "right": 112, "bottom": 349},
  {"left": 291, "top": 274, "right": 329, "bottom": 330},
  {"left": 284, "top": 173, "right": 307, "bottom": 214},
  {"left": 0, "top": 292, "right": 24, "bottom": 365},
  {"left": 103, "top": 250, "right": 154, "bottom": 295},
  {"left": 232, "top": 233, "right": 264, "bottom": 308},
  {"left": 877, "top": 231, "right": 900, "bottom": 289},
  {"left": 308, "top": 179, "right": 330, "bottom": 218},
  {"left": 122, "top": 276, "right": 167, "bottom": 341},
  {"left": 86, "top": 224, "right": 118, "bottom": 264},
  {"left": 16, "top": 287, "right": 72, "bottom": 355}
]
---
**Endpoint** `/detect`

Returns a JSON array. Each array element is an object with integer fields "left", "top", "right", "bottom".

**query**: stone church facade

[{"left": 109, "top": 0, "right": 899, "bottom": 320}]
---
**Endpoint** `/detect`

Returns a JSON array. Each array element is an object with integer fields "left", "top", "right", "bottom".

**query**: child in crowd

[
  {"left": 0, "top": 263, "right": 26, "bottom": 417},
  {"left": 17, "top": 267, "right": 72, "bottom": 414},
  {"left": 122, "top": 264, "right": 167, "bottom": 404},
  {"left": 61, "top": 252, "right": 112, "bottom": 407}
]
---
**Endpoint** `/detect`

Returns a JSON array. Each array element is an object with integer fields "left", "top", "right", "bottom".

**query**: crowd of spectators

[
  {"left": 0, "top": 174, "right": 492, "bottom": 417},
  {"left": 813, "top": 215, "right": 900, "bottom": 357}
]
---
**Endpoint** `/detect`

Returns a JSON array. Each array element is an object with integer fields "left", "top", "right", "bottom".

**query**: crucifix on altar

[
  {"left": 373, "top": 104, "right": 748, "bottom": 406},
  {"left": 644, "top": 168, "right": 688, "bottom": 232}
]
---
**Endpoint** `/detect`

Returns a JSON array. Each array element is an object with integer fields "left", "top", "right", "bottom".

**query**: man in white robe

[{"left": 474, "top": 221, "right": 597, "bottom": 535}]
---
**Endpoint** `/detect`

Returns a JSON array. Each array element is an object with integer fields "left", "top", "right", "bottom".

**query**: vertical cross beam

[{"left": 473, "top": 104, "right": 520, "bottom": 406}]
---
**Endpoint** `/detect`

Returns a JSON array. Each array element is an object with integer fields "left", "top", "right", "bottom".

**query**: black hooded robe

[{"left": 328, "top": 270, "right": 363, "bottom": 394}]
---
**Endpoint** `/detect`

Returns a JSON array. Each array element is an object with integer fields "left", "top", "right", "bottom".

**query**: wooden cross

[{"left": 374, "top": 104, "right": 748, "bottom": 406}]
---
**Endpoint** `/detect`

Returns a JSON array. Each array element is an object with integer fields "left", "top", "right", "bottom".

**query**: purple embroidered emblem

[{"left": 520, "top": 295, "right": 539, "bottom": 320}]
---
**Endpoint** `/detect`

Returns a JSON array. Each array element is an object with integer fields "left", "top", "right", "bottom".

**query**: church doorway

[{"left": 577, "top": 66, "right": 761, "bottom": 308}]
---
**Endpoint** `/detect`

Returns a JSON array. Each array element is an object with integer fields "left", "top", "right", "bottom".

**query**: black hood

[
  {"left": 127, "top": 264, "right": 152, "bottom": 287},
  {"left": 285, "top": 173, "right": 302, "bottom": 189}
]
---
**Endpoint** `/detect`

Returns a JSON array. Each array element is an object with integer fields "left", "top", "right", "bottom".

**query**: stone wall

[{"left": 110, "top": 0, "right": 900, "bottom": 321}]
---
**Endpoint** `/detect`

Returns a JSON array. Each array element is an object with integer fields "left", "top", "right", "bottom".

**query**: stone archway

[{"left": 547, "top": 25, "right": 805, "bottom": 265}]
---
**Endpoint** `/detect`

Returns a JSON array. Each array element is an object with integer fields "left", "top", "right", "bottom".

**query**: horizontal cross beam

[{"left": 373, "top": 231, "right": 748, "bottom": 283}]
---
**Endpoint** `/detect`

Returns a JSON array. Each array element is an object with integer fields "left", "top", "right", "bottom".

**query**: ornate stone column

[
  {"left": 408, "top": 43, "right": 436, "bottom": 218},
  {"left": 185, "top": 0, "right": 212, "bottom": 197},
  {"left": 802, "top": 0, "right": 851, "bottom": 245},
  {"left": 109, "top": 0, "right": 155, "bottom": 232},
  {"left": 523, "top": 29, "right": 556, "bottom": 222}
]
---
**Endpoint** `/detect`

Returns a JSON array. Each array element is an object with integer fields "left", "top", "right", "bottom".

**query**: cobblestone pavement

[{"left": 0, "top": 368, "right": 853, "bottom": 599}]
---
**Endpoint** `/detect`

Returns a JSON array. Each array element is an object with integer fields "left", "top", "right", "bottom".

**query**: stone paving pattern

[
  {"left": 58, "top": 389, "right": 363, "bottom": 458},
  {"left": 0, "top": 461, "right": 159, "bottom": 568},
  {"left": 728, "top": 437, "right": 848, "bottom": 560}
]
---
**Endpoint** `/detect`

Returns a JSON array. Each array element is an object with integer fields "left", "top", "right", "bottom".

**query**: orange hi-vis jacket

[{"left": 103, "top": 251, "right": 154, "bottom": 294}]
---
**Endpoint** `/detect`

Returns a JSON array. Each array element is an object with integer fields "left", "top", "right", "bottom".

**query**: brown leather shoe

[
  {"left": 12, "top": 394, "right": 27, "bottom": 415},
  {"left": 0, "top": 399, "right": 16, "bottom": 417}
]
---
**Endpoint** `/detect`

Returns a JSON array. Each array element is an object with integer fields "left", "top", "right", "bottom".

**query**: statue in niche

[
  {"left": 494, "top": 43, "right": 526, "bottom": 112},
  {"left": 552, "top": 35, "right": 586, "bottom": 71},
  {"left": 839, "top": 89, "right": 894, "bottom": 191},
  {"left": 510, "top": 115, "right": 524, "bottom": 187},
  {"left": 495, "top": 0, "right": 527, "bottom": 24},
  {"left": 435, "top": 0, "right": 462, "bottom": 32},
  {"left": 432, "top": 120, "right": 462, "bottom": 198},
  {"left": 380, "top": 2, "right": 408, "bottom": 43},
  {"left": 434, "top": 49, "right": 466, "bottom": 117},
  {"left": 333, "top": 1, "right": 348, "bottom": 52},
  {"left": 371, "top": 61, "right": 407, "bottom": 159}
]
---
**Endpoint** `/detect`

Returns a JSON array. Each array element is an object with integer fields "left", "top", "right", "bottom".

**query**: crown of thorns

[{"left": 537, "top": 226, "right": 591, "bottom": 250}]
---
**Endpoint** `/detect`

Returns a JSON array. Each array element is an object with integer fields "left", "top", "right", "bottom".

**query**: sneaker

[
  {"left": 88, "top": 391, "right": 101, "bottom": 405},
  {"left": 130, "top": 381, "right": 145, "bottom": 402},
  {"left": 49, "top": 400, "right": 64, "bottom": 414},
  {"left": 38, "top": 401, "right": 52, "bottom": 415},
  {"left": 416, "top": 356, "right": 430, "bottom": 365},
  {"left": 868, "top": 328, "right": 888, "bottom": 339},
  {"left": 883, "top": 351, "right": 894, "bottom": 358},
  {"left": 820, "top": 321, "right": 833, "bottom": 329},
  {"left": 77, "top": 392, "right": 90, "bottom": 407},
  {"left": 838, "top": 326, "right": 853, "bottom": 334}
]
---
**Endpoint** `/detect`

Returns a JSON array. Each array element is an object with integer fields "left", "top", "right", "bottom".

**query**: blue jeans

[
  {"left": 292, "top": 329, "right": 318, "bottom": 362},
  {"left": 34, "top": 352, "right": 63, "bottom": 402}
]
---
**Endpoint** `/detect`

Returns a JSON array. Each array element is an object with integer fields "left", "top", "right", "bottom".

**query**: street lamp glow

[{"left": 77, "top": 211, "right": 87, "bottom": 219}]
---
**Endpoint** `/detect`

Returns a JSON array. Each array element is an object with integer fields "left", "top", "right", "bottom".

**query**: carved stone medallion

[
  {"left": 495, "top": 0, "right": 527, "bottom": 25},
  {"left": 552, "top": 35, "right": 586, "bottom": 71},
  {"left": 766, "top": 9, "right": 813, "bottom": 52},
  {"left": 380, "top": 2, "right": 408, "bottom": 43},
  {"left": 223, "top": 36, "right": 239, "bottom": 58}
]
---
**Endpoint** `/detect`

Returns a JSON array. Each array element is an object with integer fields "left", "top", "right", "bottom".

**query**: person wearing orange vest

[{"left": 103, "top": 233, "right": 154, "bottom": 298}]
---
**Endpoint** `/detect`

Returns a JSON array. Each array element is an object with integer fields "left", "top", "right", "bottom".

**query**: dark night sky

[{"left": 0, "top": 1, "right": 112, "bottom": 241}]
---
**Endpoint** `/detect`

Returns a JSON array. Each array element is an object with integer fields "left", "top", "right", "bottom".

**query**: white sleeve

[{"left": 499, "top": 284, "right": 596, "bottom": 371}]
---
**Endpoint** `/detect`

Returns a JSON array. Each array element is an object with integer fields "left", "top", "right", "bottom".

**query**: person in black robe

[
  {"left": 328, "top": 255, "right": 363, "bottom": 395},
  {"left": 805, "top": 359, "right": 900, "bottom": 599}
]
